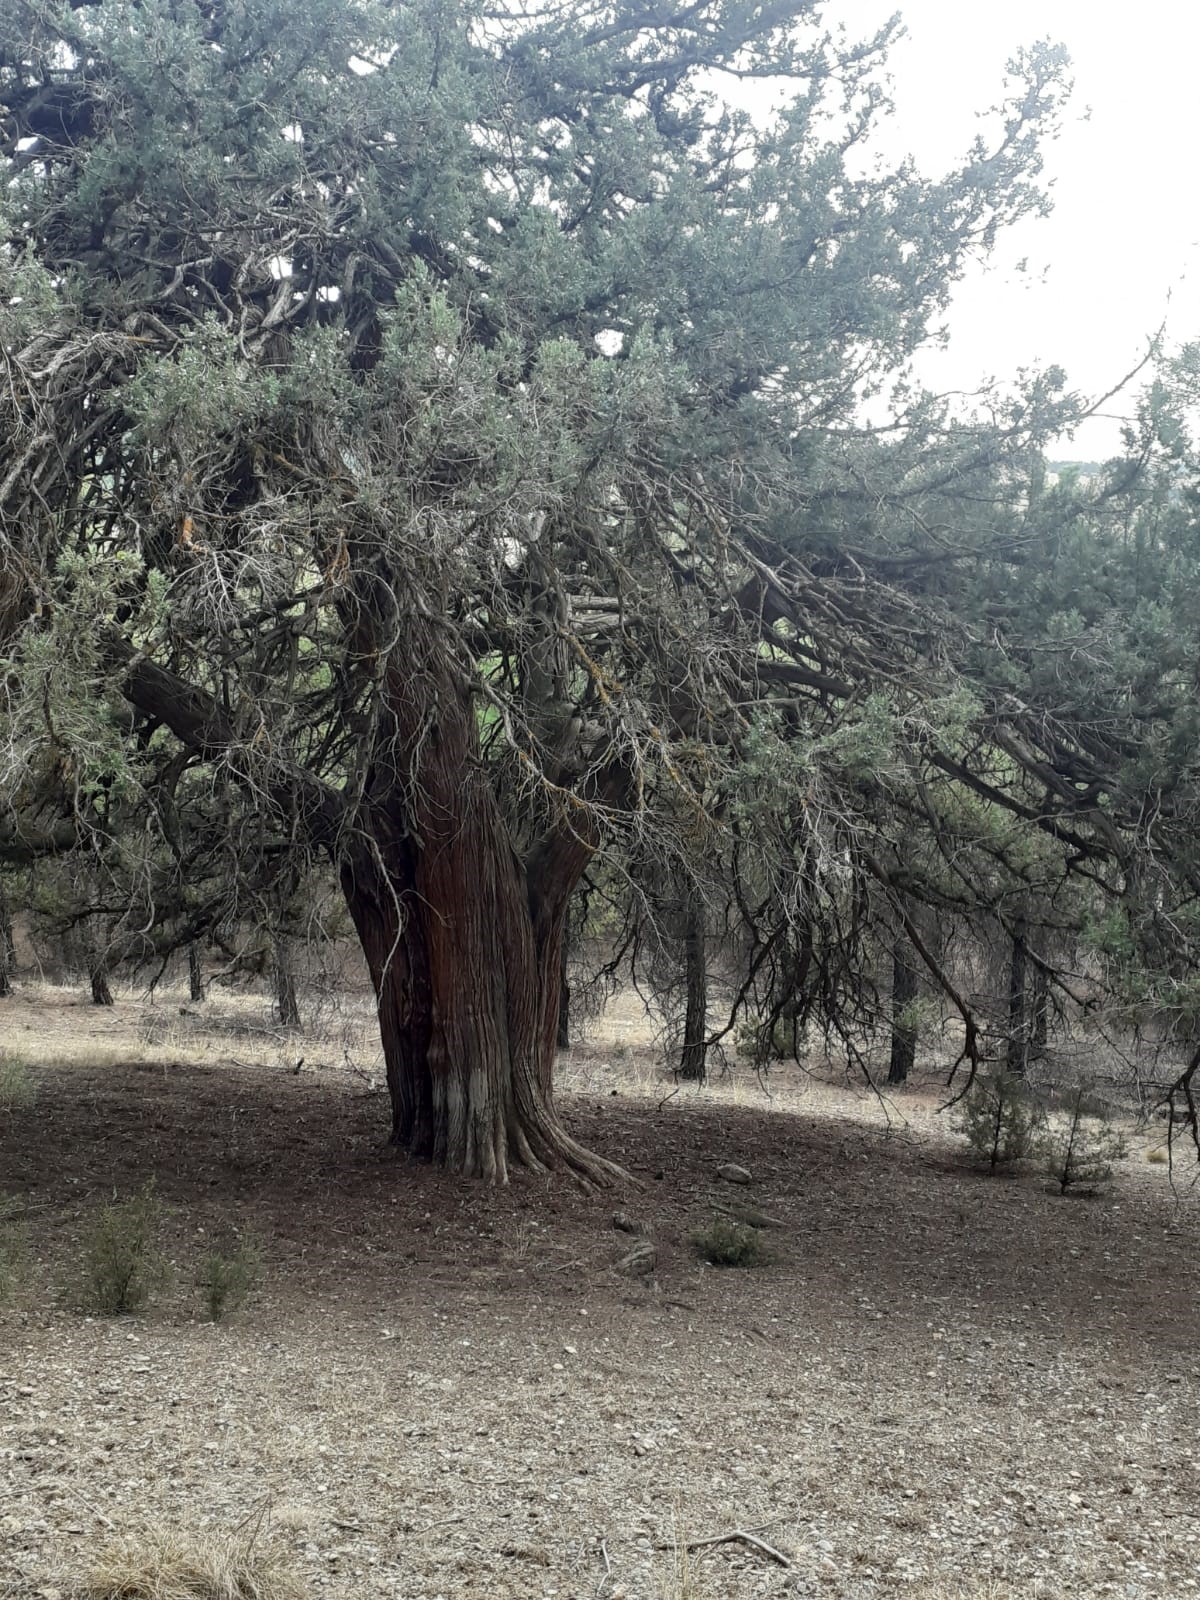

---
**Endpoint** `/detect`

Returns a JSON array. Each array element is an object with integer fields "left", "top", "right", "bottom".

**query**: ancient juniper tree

[{"left": 0, "top": 0, "right": 1091, "bottom": 1174}]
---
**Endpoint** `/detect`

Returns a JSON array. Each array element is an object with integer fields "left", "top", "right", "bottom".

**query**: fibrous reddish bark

[{"left": 340, "top": 636, "right": 623, "bottom": 1184}]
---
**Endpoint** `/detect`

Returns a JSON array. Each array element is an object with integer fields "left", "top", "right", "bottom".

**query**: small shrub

[
  {"left": 734, "top": 1014, "right": 799, "bottom": 1066},
  {"left": 0, "top": 1194, "right": 28, "bottom": 1302},
  {"left": 76, "top": 1522, "right": 310, "bottom": 1600},
  {"left": 1044, "top": 1088, "right": 1127, "bottom": 1193},
  {"left": 958, "top": 1069, "right": 1044, "bottom": 1170},
  {"left": 691, "top": 1219, "right": 767, "bottom": 1267},
  {"left": 0, "top": 1050, "right": 34, "bottom": 1110},
  {"left": 201, "top": 1237, "right": 262, "bottom": 1321},
  {"left": 82, "top": 1185, "right": 169, "bottom": 1316}
]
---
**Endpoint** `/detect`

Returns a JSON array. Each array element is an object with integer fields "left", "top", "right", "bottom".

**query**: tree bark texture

[
  {"left": 274, "top": 934, "right": 301, "bottom": 1027},
  {"left": 887, "top": 931, "right": 918, "bottom": 1085},
  {"left": 678, "top": 886, "right": 708, "bottom": 1082},
  {"left": 557, "top": 935, "right": 571, "bottom": 1052},
  {"left": 0, "top": 890, "right": 11, "bottom": 998},
  {"left": 338, "top": 636, "right": 623, "bottom": 1184}
]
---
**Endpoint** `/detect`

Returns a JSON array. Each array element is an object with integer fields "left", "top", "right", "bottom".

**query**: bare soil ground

[{"left": 1, "top": 982, "right": 1198, "bottom": 1600}]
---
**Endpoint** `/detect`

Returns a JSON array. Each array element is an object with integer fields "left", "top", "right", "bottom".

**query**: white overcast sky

[{"left": 830, "top": 0, "right": 1199, "bottom": 456}]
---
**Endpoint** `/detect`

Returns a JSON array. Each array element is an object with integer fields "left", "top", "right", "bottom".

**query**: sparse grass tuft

[
  {"left": 0, "top": 1049, "right": 35, "bottom": 1110},
  {"left": 81, "top": 1184, "right": 169, "bottom": 1316},
  {"left": 74, "top": 1522, "right": 310, "bottom": 1599},
  {"left": 660, "top": 1503, "right": 697, "bottom": 1600},
  {"left": 691, "top": 1218, "right": 767, "bottom": 1268},
  {"left": 201, "top": 1237, "right": 262, "bottom": 1321}
]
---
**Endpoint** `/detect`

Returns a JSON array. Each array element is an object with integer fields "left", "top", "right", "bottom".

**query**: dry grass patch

[
  {"left": 905, "top": 1586, "right": 1043, "bottom": 1600},
  {"left": 73, "top": 1524, "right": 310, "bottom": 1600},
  {"left": 0, "top": 1048, "right": 35, "bottom": 1108}
]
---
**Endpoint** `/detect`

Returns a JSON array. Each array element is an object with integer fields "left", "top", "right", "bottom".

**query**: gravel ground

[{"left": 1, "top": 987, "right": 1198, "bottom": 1600}]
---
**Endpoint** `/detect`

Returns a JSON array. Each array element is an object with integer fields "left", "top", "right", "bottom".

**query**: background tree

[{"left": 887, "top": 916, "right": 920, "bottom": 1087}]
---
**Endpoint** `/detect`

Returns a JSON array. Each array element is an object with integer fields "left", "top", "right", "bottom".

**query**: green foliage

[
  {"left": 820, "top": 693, "right": 903, "bottom": 784},
  {"left": 691, "top": 1219, "right": 768, "bottom": 1268},
  {"left": 200, "top": 1237, "right": 262, "bottom": 1322},
  {"left": 0, "top": 1050, "right": 34, "bottom": 1110},
  {"left": 958, "top": 1070, "right": 1044, "bottom": 1171},
  {"left": 124, "top": 317, "right": 283, "bottom": 458},
  {"left": 81, "top": 1185, "right": 169, "bottom": 1317},
  {"left": 1044, "top": 1090, "right": 1127, "bottom": 1193},
  {"left": 1082, "top": 905, "right": 1137, "bottom": 962},
  {"left": 895, "top": 995, "right": 939, "bottom": 1037}
]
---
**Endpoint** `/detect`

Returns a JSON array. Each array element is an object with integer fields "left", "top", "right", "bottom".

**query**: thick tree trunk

[
  {"left": 557, "top": 936, "right": 571, "bottom": 1052},
  {"left": 338, "top": 642, "right": 623, "bottom": 1184},
  {"left": 678, "top": 887, "right": 708, "bottom": 1082},
  {"left": 887, "top": 931, "right": 918, "bottom": 1085},
  {"left": 1006, "top": 916, "right": 1028, "bottom": 1078},
  {"left": 274, "top": 935, "right": 301, "bottom": 1027},
  {"left": 188, "top": 942, "right": 206, "bottom": 1003}
]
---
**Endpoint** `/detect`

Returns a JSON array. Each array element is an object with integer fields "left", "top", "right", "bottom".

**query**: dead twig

[
  {"left": 410, "top": 1511, "right": 464, "bottom": 1538},
  {"left": 661, "top": 1522, "right": 791, "bottom": 1567},
  {"left": 63, "top": 1481, "right": 115, "bottom": 1531},
  {"left": 593, "top": 1537, "right": 613, "bottom": 1598}
]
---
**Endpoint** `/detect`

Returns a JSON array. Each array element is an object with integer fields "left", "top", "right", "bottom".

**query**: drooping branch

[{"left": 115, "top": 648, "right": 346, "bottom": 854}]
